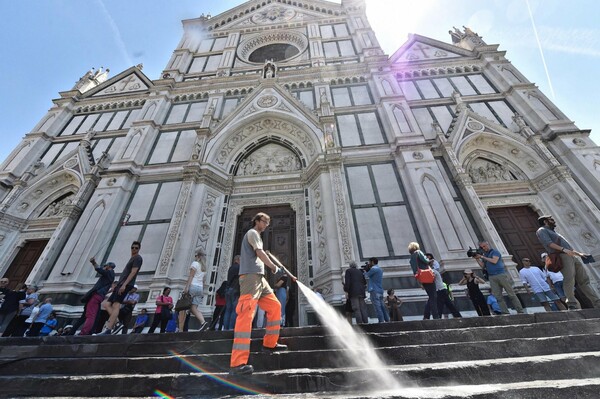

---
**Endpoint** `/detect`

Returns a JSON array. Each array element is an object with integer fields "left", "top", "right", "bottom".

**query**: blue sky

[{"left": 1, "top": 0, "right": 598, "bottom": 164}]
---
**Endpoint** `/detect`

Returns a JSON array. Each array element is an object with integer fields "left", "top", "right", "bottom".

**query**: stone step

[
  {"left": 2, "top": 316, "right": 599, "bottom": 362},
  {"left": 1, "top": 331, "right": 599, "bottom": 376},
  {"left": 0, "top": 352, "right": 597, "bottom": 398}
]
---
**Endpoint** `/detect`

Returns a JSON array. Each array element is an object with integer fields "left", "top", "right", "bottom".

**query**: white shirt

[
  {"left": 190, "top": 261, "right": 206, "bottom": 288},
  {"left": 520, "top": 266, "right": 550, "bottom": 293},
  {"left": 545, "top": 269, "right": 564, "bottom": 284}
]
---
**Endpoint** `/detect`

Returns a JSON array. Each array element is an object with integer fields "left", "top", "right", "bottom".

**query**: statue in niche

[
  {"left": 236, "top": 144, "right": 302, "bottom": 176},
  {"left": 263, "top": 60, "right": 277, "bottom": 79},
  {"left": 468, "top": 159, "right": 516, "bottom": 184}
]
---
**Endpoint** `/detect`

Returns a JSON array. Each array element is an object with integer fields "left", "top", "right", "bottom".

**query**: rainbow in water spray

[{"left": 151, "top": 350, "right": 272, "bottom": 397}]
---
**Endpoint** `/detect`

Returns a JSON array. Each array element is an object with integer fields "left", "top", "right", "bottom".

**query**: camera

[
  {"left": 466, "top": 247, "right": 484, "bottom": 258},
  {"left": 361, "top": 261, "right": 371, "bottom": 272}
]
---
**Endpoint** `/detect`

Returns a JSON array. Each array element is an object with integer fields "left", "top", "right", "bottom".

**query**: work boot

[
  {"left": 262, "top": 343, "right": 288, "bottom": 353},
  {"left": 229, "top": 364, "right": 254, "bottom": 375}
]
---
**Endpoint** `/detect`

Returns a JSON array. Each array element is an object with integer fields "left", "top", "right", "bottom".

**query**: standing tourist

[
  {"left": 365, "top": 257, "right": 389, "bottom": 323},
  {"left": 99, "top": 241, "right": 142, "bottom": 335},
  {"left": 80, "top": 259, "right": 115, "bottom": 335},
  {"left": 148, "top": 287, "right": 173, "bottom": 334},
  {"left": 408, "top": 242, "right": 439, "bottom": 319},
  {"left": 180, "top": 249, "right": 209, "bottom": 332},
  {"left": 459, "top": 269, "right": 490, "bottom": 316},
  {"left": 223, "top": 255, "right": 240, "bottom": 330},
  {"left": 536, "top": 215, "right": 600, "bottom": 309},
  {"left": 343, "top": 261, "right": 369, "bottom": 324},
  {"left": 474, "top": 241, "right": 524, "bottom": 314}
]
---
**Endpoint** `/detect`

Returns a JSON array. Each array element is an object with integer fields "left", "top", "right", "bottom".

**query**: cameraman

[
  {"left": 365, "top": 257, "right": 389, "bottom": 323},
  {"left": 474, "top": 241, "right": 524, "bottom": 314}
]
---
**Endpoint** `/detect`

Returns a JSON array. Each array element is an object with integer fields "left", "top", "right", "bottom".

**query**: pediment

[
  {"left": 447, "top": 109, "right": 524, "bottom": 149},
  {"left": 82, "top": 67, "right": 152, "bottom": 98},
  {"left": 390, "top": 34, "right": 474, "bottom": 64},
  {"left": 213, "top": 83, "right": 320, "bottom": 136},
  {"left": 208, "top": 1, "right": 342, "bottom": 32}
]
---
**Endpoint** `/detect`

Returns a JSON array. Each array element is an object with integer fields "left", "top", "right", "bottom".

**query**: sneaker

[
  {"left": 199, "top": 322, "right": 209, "bottom": 331},
  {"left": 568, "top": 304, "right": 579, "bottom": 311},
  {"left": 262, "top": 343, "right": 288, "bottom": 353},
  {"left": 229, "top": 364, "right": 254, "bottom": 375},
  {"left": 98, "top": 329, "right": 112, "bottom": 335},
  {"left": 111, "top": 323, "right": 123, "bottom": 335}
]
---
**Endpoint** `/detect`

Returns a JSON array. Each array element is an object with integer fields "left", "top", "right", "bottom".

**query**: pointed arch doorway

[{"left": 233, "top": 205, "right": 298, "bottom": 327}]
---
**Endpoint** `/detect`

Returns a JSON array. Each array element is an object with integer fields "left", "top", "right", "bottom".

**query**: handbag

[
  {"left": 415, "top": 267, "right": 436, "bottom": 284},
  {"left": 414, "top": 251, "right": 435, "bottom": 284},
  {"left": 546, "top": 236, "right": 564, "bottom": 273},
  {"left": 174, "top": 292, "right": 192, "bottom": 312}
]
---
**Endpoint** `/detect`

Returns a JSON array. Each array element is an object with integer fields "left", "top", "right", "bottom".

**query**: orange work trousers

[{"left": 230, "top": 279, "right": 281, "bottom": 367}]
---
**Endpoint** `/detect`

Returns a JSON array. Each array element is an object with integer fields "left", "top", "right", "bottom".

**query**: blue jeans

[
  {"left": 275, "top": 287, "right": 287, "bottom": 326},
  {"left": 369, "top": 291, "right": 389, "bottom": 322},
  {"left": 553, "top": 280, "right": 566, "bottom": 298},
  {"left": 223, "top": 287, "right": 239, "bottom": 330}
]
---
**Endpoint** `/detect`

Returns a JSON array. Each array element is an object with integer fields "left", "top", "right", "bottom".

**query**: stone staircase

[{"left": 0, "top": 309, "right": 599, "bottom": 398}]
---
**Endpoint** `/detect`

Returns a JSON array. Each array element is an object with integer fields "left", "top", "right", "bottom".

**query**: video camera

[
  {"left": 360, "top": 261, "right": 371, "bottom": 272},
  {"left": 466, "top": 247, "right": 484, "bottom": 258}
]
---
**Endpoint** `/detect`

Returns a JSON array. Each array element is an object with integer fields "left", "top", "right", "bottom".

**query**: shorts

[
  {"left": 189, "top": 284, "right": 204, "bottom": 306},
  {"left": 534, "top": 290, "right": 560, "bottom": 303},
  {"left": 107, "top": 284, "right": 134, "bottom": 304}
]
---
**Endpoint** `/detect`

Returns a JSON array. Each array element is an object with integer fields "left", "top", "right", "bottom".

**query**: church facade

[{"left": 1, "top": 0, "right": 600, "bottom": 324}]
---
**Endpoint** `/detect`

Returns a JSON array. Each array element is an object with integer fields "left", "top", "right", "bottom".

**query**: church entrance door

[
  {"left": 234, "top": 205, "right": 298, "bottom": 326},
  {"left": 488, "top": 206, "right": 545, "bottom": 267},
  {"left": 3, "top": 239, "right": 49, "bottom": 289}
]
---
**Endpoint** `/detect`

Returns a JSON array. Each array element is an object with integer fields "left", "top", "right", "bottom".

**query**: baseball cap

[
  {"left": 538, "top": 215, "right": 552, "bottom": 226},
  {"left": 541, "top": 252, "right": 548, "bottom": 259},
  {"left": 464, "top": 268, "right": 473, "bottom": 274},
  {"left": 105, "top": 262, "right": 116, "bottom": 269},
  {"left": 133, "top": 285, "right": 138, "bottom": 289}
]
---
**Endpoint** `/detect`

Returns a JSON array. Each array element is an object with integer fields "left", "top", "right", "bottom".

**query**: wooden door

[
  {"left": 3, "top": 240, "right": 48, "bottom": 289},
  {"left": 488, "top": 206, "right": 545, "bottom": 268},
  {"left": 234, "top": 205, "right": 297, "bottom": 326}
]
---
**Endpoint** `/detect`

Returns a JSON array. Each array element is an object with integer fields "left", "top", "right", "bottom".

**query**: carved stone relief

[
  {"left": 468, "top": 159, "right": 516, "bottom": 184},
  {"left": 332, "top": 170, "right": 352, "bottom": 263},
  {"left": 572, "top": 138, "right": 586, "bottom": 147},
  {"left": 39, "top": 194, "right": 75, "bottom": 219},
  {"left": 196, "top": 190, "right": 219, "bottom": 250},
  {"left": 216, "top": 118, "right": 315, "bottom": 166},
  {"left": 236, "top": 144, "right": 302, "bottom": 176},
  {"left": 311, "top": 182, "right": 327, "bottom": 272}
]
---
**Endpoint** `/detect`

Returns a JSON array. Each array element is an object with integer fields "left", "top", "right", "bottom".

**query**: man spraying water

[{"left": 229, "top": 212, "right": 296, "bottom": 375}]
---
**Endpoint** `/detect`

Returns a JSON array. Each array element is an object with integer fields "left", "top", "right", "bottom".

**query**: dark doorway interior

[
  {"left": 488, "top": 206, "right": 545, "bottom": 268},
  {"left": 233, "top": 205, "right": 298, "bottom": 326},
  {"left": 3, "top": 240, "right": 49, "bottom": 289}
]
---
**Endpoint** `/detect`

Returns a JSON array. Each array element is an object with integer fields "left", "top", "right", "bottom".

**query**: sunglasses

[{"left": 131, "top": 246, "right": 140, "bottom": 250}]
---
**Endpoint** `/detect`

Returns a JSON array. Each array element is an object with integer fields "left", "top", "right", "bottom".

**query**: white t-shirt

[
  {"left": 520, "top": 266, "right": 550, "bottom": 293},
  {"left": 190, "top": 261, "right": 206, "bottom": 288},
  {"left": 545, "top": 269, "right": 564, "bottom": 284}
]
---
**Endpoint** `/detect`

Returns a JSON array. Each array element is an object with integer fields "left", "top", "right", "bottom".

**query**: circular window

[
  {"left": 237, "top": 31, "right": 308, "bottom": 64},
  {"left": 249, "top": 43, "right": 300, "bottom": 63}
]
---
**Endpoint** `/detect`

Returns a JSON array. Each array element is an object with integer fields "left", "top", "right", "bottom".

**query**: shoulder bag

[
  {"left": 414, "top": 252, "right": 435, "bottom": 284},
  {"left": 545, "top": 236, "right": 564, "bottom": 273}
]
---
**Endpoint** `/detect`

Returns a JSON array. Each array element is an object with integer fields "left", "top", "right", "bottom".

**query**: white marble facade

[{"left": 1, "top": 0, "right": 600, "bottom": 322}]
